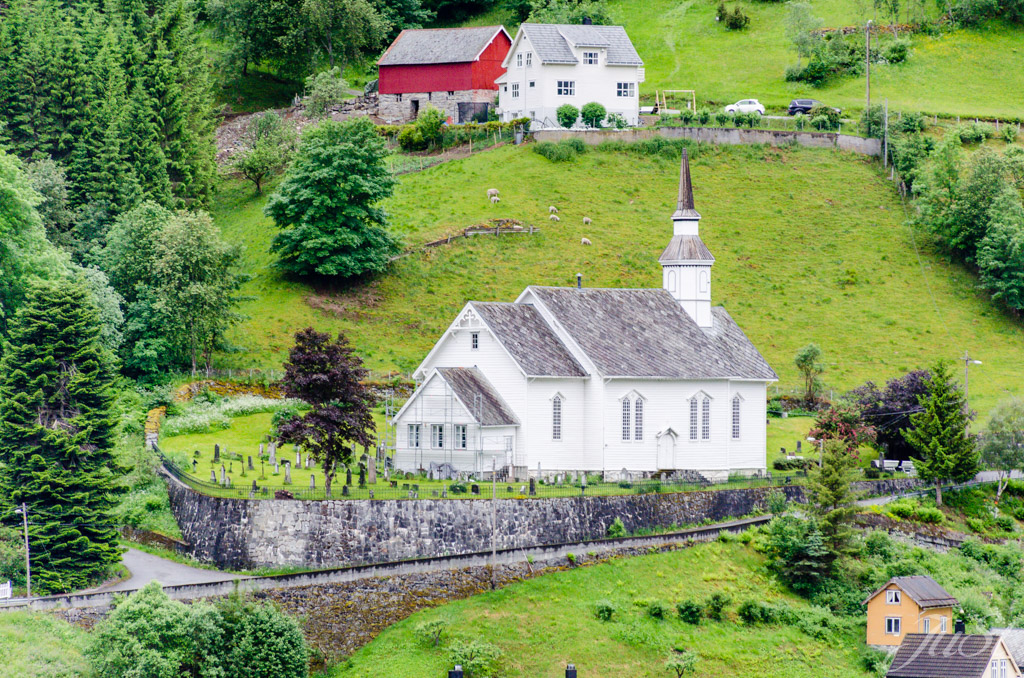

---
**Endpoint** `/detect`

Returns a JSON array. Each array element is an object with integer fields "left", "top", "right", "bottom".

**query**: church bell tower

[{"left": 659, "top": 150, "right": 715, "bottom": 328}]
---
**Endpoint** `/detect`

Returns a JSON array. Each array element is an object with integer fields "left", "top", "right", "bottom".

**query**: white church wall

[
  {"left": 725, "top": 380, "right": 768, "bottom": 473},
  {"left": 524, "top": 378, "right": 586, "bottom": 472}
]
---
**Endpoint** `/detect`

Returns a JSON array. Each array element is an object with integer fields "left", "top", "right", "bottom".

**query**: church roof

[
  {"left": 436, "top": 367, "right": 520, "bottom": 426},
  {"left": 659, "top": 235, "right": 715, "bottom": 262},
  {"left": 472, "top": 302, "right": 587, "bottom": 377},
  {"left": 672, "top": 149, "right": 701, "bottom": 220},
  {"left": 525, "top": 287, "right": 777, "bottom": 380}
]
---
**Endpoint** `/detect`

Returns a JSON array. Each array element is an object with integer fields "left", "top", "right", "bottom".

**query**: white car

[{"left": 724, "top": 99, "right": 765, "bottom": 115}]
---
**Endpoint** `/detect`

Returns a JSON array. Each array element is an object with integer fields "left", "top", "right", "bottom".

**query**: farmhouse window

[
  {"left": 552, "top": 396, "right": 562, "bottom": 441},
  {"left": 731, "top": 396, "right": 741, "bottom": 439},
  {"left": 408, "top": 424, "right": 421, "bottom": 448},
  {"left": 616, "top": 82, "right": 635, "bottom": 97},
  {"left": 431, "top": 424, "right": 444, "bottom": 449},
  {"left": 517, "top": 53, "right": 523, "bottom": 67},
  {"left": 455, "top": 424, "right": 468, "bottom": 449},
  {"left": 991, "top": 660, "right": 1008, "bottom": 678},
  {"left": 557, "top": 80, "right": 575, "bottom": 96},
  {"left": 634, "top": 398, "right": 643, "bottom": 441},
  {"left": 583, "top": 51, "right": 598, "bottom": 64},
  {"left": 701, "top": 397, "right": 711, "bottom": 440},
  {"left": 885, "top": 617, "right": 901, "bottom": 635},
  {"left": 621, "top": 399, "right": 631, "bottom": 441},
  {"left": 526, "top": 51, "right": 532, "bottom": 66},
  {"left": 886, "top": 590, "right": 901, "bottom": 604},
  {"left": 511, "top": 83, "right": 519, "bottom": 98},
  {"left": 922, "top": 618, "right": 930, "bottom": 633},
  {"left": 471, "top": 332, "right": 479, "bottom": 349},
  {"left": 689, "top": 399, "right": 698, "bottom": 440},
  {"left": 940, "top": 616, "right": 947, "bottom": 632}
]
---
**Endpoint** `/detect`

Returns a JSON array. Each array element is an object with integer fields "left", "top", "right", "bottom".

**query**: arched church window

[
  {"left": 621, "top": 399, "right": 631, "bottom": 441},
  {"left": 699, "top": 270, "right": 709, "bottom": 293}
]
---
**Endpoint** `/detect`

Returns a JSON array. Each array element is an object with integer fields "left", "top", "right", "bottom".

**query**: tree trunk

[
  {"left": 996, "top": 476, "right": 1008, "bottom": 504},
  {"left": 243, "top": 58, "right": 248, "bottom": 77},
  {"left": 935, "top": 480, "right": 943, "bottom": 506}
]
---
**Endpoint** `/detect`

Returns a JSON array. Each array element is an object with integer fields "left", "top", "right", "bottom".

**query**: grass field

[
  {"left": 0, "top": 612, "right": 89, "bottom": 678},
  {"left": 329, "top": 541, "right": 872, "bottom": 678},
  {"left": 211, "top": 142, "right": 1024, "bottom": 420}
]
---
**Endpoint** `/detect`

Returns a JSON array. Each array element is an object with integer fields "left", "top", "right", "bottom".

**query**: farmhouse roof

[
  {"left": 378, "top": 26, "right": 510, "bottom": 66},
  {"left": 887, "top": 634, "right": 1005, "bottom": 678},
  {"left": 518, "top": 24, "right": 643, "bottom": 66},
  {"left": 524, "top": 287, "right": 776, "bottom": 380},
  {"left": 994, "top": 629, "right": 1024, "bottom": 669},
  {"left": 472, "top": 302, "right": 587, "bottom": 377},
  {"left": 864, "top": 576, "right": 959, "bottom": 609},
  {"left": 436, "top": 367, "right": 520, "bottom": 426}
]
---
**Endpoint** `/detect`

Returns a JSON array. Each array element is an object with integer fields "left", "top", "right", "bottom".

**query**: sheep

[
  {"left": 550, "top": 214, "right": 560, "bottom": 222},
  {"left": 486, "top": 188, "right": 500, "bottom": 199},
  {"left": 490, "top": 196, "right": 501, "bottom": 204},
  {"left": 548, "top": 205, "right": 559, "bottom": 214},
  {"left": 581, "top": 237, "right": 592, "bottom": 246},
  {"left": 582, "top": 216, "right": 592, "bottom": 225}
]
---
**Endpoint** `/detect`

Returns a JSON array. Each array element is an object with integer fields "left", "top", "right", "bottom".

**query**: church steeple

[{"left": 660, "top": 150, "right": 715, "bottom": 328}]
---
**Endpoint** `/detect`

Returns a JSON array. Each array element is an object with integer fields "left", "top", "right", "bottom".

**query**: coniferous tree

[
  {"left": 903, "top": 361, "right": 980, "bottom": 506},
  {"left": 0, "top": 277, "right": 124, "bottom": 592},
  {"left": 807, "top": 439, "right": 859, "bottom": 561}
]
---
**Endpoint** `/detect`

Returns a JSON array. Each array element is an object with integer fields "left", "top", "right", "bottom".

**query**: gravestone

[
  {"left": 225, "top": 477, "right": 231, "bottom": 488},
  {"left": 284, "top": 461, "right": 291, "bottom": 484},
  {"left": 210, "top": 469, "right": 217, "bottom": 482},
  {"left": 274, "top": 462, "right": 280, "bottom": 474},
  {"left": 346, "top": 468, "right": 353, "bottom": 486},
  {"left": 251, "top": 480, "right": 257, "bottom": 494},
  {"left": 310, "top": 475, "right": 315, "bottom": 490},
  {"left": 432, "top": 490, "right": 439, "bottom": 497},
  {"left": 213, "top": 444, "right": 220, "bottom": 462},
  {"left": 306, "top": 455, "right": 312, "bottom": 470},
  {"left": 529, "top": 477, "right": 536, "bottom": 496},
  {"left": 368, "top": 458, "right": 376, "bottom": 485},
  {"left": 269, "top": 443, "right": 277, "bottom": 465},
  {"left": 259, "top": 443, "right": 264, "bottom": 458},
  {"left": 359, "top": 467, "right": 366, "bottom": 488},
  {"left": 342, "top": 485, "right": 350, "bottom": 496},
  {"left": 220, "top": 465, "right": 226, "bottom": 485},
  {"left": 621, "top": 467, "right": 630, "bottom": 481},
  {"left": 295, "top": 451, "right": 301, "bottom": 467},
  {"left": 471, "top": 484, "right": 480, "bottom": 495},
  {"left": 192, "top": 460, "right": 198, "bottom": 472},
  {"left": 796, "top": 440, "right": 802, "bottom": 453},
  {"left": 248, "top": 456, "right": 254, "bottom": 470}
]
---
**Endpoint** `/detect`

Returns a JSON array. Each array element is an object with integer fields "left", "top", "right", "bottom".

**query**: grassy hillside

[
  {"left": 456, "top": 0, "right": 1024, "bottom": 119},
  {"left": 329, "top": 541, "right": 872, "bottom": 678},
  {"left": 212, "top": 143, "right": 1024, "bottom": 418},
  {"left": 0, "top": 612, "right": 89, "bottom": 678}
]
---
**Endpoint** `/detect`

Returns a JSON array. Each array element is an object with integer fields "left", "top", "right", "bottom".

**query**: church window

[
  {"left": 667, "top": 270, "right": 677, "bottom": 293},
  {"left": 689, "top": 399, "right": 698, "bottom": 440},
  {"left": 455, "top": 424, "right": 468, "bottom": 449},
  {"left": 701, "top": 397, "right": 711, "bottom": 440},
  {"left": 408, "top": 424, "right": 421, "bottom": 448},
  {"left": 634, "top": 398, "right": 644, "bottom": 441},
  {"left": 471, "top": 332, "right": 479, "bottom": 349},
  {"left": 621, "top": 399, "right": 631, "bottom": 441},
  {"left": 552, "top": 396, "right": 562, "bottom": 440},
  {"left": 699, "top": 270, "right": 709, "bottom": 293},
  {"left": 431, "top": 424, "right": 444, "bottom": 448},
  {"left": 732, "top": 396, "right": 741, "bottom": 439}
]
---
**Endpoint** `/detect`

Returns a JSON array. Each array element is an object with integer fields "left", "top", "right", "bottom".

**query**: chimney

[
  {"left": 954, "top": 619, "right": 966, "bottom": 634},
  {"left": 576, "top": 272, "right": 582, "bottom": 289},
  {"left": 581, "top": 15, "right": 592, "bottom": 24}
]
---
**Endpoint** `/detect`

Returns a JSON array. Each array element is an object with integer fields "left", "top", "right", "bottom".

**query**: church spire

[
  {"left": 675, "top": 148, "right": 695, "bottom": 213},
  {"left": 660, "top": 150, "right": 714, "bottom": 328}
]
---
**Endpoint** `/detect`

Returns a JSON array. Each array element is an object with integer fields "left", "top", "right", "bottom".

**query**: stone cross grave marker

[
  {"left": 368, "top": 458, "right": 376, "bottom": 485},
  {"left": 213, "top": 444, "right": 220, "bottom": 462},
  {"left": 192, "top": 459, "right": 198, "bottom": 472},
  {"left": 274, "top": 462, "right": 280, "bottom": 475},
  {"left": 284, "top": 461, "right": 291, "bottom": 485}
]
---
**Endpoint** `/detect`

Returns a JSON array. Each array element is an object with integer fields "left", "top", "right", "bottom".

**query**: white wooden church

[{"left": 391, "top": 152, "right": 777, "bottom": 481}]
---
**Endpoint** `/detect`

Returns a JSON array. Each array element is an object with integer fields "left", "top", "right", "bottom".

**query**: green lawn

[
  {"left": 329, "top": 541, "right": 872, "bottom": 678},
  {"left": 0, "top": 612, "right": 90, "bottom": 678},
  {"left": 211, "top": 143, "right": 1024, "bottom": 420}
]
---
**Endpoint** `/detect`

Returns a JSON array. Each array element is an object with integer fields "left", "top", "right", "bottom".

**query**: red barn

[{"left": 377, "top": 26, "right": 511, "bottom": 123}]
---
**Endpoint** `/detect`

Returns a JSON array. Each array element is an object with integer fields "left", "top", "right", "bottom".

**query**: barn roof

[
  {"left": 518, "top": 24, "right": 643, "bottom": 66},
  {"left": 378, "top": 26, "right": 510, "bottom": 66},
  {"left": 436, "top": 367, "right": 520, "bottom": 426},
  {"left": 887, "top": 634, "right": 1003, "bottom": 678},
  {"left": 472, "top": 302, "right": 587, "bottom": 377},
  {"left": 524, "top": 287, "right": 776, "bottom": 380},
  {"left": 863, "top": 576, "right": 959, "bottom": 609}
]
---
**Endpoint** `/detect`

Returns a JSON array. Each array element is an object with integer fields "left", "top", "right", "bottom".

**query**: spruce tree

[
  {"left": 0, "top": 277, "right": 124, "bottom": 592},
  {"left": 807, "top": 439, "right": 858, "bottom": 561},
  {"left": 902, "top": 360, "right": 980, "bottom": 506}
]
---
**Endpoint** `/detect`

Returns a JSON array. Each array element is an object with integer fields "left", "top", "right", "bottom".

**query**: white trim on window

[
  {"left": 886, "top": 590, "right": 901, "bottom": 605},
  {"left": 583, "top": 51, "right": 598, "bottom": 65},
  {"left": 731, "top": 395, "right": 741, "bottom": 439},
  {"left": 621, "top": 398, "right": 631, "bottom": 441},
  {"left": 526, "top": 51, "right": 532, "bottom": 66},
  {"left": 634, "top": 398, "right": 644, "bottom": 441},
  {"left": 940, "top": 616, "right": 947, "bottom": 633},
  {"left": 471, "top": 332, "right": 479, "bottom": 349},
  {"left": 885, "top": 617, "right": 901, "bottom": 635},
  {"left": 516, "top": 53, "right": 523, "bottom": 67},
  {"left": 616, "top": 82, "right": 635, "bottom": 97},
  {"left": 689, "top": 398, "right": 698, "bottom": 441},
  {"left": 511, "top": 82, "right": 519, "bottom": 98},
  {"left": 431, "top": 424, "right": 444, "bottom": 449},
  {"left": 922, "top": 618, "right": 930, "bottom": 633},
  {"left": 455, "top": 424, "right": 467, "bottom": 449},
  {"left": 408, "top": 424, "right": 421, "bottom": 448},
  {"left": 701, "top": 397, "right": 711, "bottom": 440},
  {"left": 557, "top": 80, "right": 575, "bottom": 96}
]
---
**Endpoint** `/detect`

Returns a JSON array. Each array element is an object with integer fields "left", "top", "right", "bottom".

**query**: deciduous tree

[
  {"left": 848, "top": 369, "right": 930, "bottom": 461},
  {"left": 794, "top": 343, "right": 825, "bottom": 406},
  {"left": 980, "top": 397, "right": 1024, "bottom": 504}
]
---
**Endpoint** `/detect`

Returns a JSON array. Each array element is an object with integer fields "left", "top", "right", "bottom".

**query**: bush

[
  {"left": 715, "top": 1, "right": 727, "bottom": 20},
  {"left": 737, "top": 600, "right": 792, "bottom": 625},
  {"left": 665, "top": 651, "right": 699, "bottom": 676},
  {"left": 304, "top": 67, "right": 348, "bottom": 118},
  {"left": 398, "top": 125, "right": 427, "bottom": 151},
  {"left": 895, "top": 111, "right": 926, "bottom": 134},
  {"left": 697, "top": 108, "right": 712, "bottom": 125},
  {"left": 915, "top": 506, "right": 945, "bottom": 524},
  {"left": 861, "top": 646, "right": 894, "bottom": 677},
  {"left": 724, "top": 6, "right": 750, "bottom": 29},
  {"left": 557, "top": 104, "right": 579, "bottom": 128},
  {"left": 884, "top": 39, "right": 909, "bottom": 63},
  {"left": 448, "top": 639, "right": 503, "bottom": 678},
  {"left": 532, "top": 140, "right": 583, "bottom": 162},
  {"left": 715, "top": 111, "right": 732, "bottom": 126},
  {"left": 793, "top": 113, "right": 808, "bottom": 130},
  {"left": 790, "top": 605, "right": 841, "bottom": 640},
  {"left": 886, "top": 498, "right": 919, "bottom": 520},
  {"left": 994, "top": 515, "right": 1017, "bottom": 532},
  {"left": 861, "top": 105, "right": 885, "bottom": 139},
  {"left": 581, "top": 101, "right": 607, "bottom": 128},
  {"left": 954, "top": 122, "right": 994, "bottom": 144},
  {"left": 606, "top": 112, "right": 628, "bottom": 129},
  {"left": 594, "top": 600, "right": 616, "bottom": 621},
  {"left": 414, "top": 619, "right": 449, "bottom": 647},
  {"left": 679, "top": 108, "right": 696, "bottom": 125},
  {"left": 809, "top": 105, "right": 841, "bottom": 131},
  {"left": 676, "top": 600, "right": 703, "bottom": 624},
  {"left": 704, "top": 593, "right": 731, "bottom": 621},
  {"left": 414, "top": 104, "right": 446, "bottom": 148},
  {"left": 772, "top": 457, "right": 815, "bottom": 471},
  {"left": 648, "top": 600, "right": 669, "bottom": 619},
  {"left": 607, "top": 517, "right": 626, "bottom": 538},
  {"left": 1002, "top": 125, "right": 1019, "bottom": 144},
  {"left": 448, "top": 482, "right": 467, "bottom": 494}
]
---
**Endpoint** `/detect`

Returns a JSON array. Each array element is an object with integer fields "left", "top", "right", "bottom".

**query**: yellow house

[
  {"left": 863, "top": 575, "right": 958, "bottom": 647},
  {"left": 887, "top": 633, "right": 1021, "bottom": 678}
]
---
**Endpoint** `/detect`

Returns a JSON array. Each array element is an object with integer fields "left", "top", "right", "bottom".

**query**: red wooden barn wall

[{"left": 379, "top": 31, "right": 511, "bottom": 95}]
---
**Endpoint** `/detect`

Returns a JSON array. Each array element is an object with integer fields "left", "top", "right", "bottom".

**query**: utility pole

[
  {"left": 962, "top": 352, "right": 982, "bottom": 435},
  {"left": 865, "top": 20, "right": 873, "bottom": 113},
  {"left": 16, "top": 503, "right": 29, "bottom": 599},
  {"left": 884, "top": 98, "right": 889, "bottom": 169}
]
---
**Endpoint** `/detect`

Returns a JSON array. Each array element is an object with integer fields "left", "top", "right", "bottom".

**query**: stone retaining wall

[
  {"left": 379, "top": 89, "right": 495, "bottom": 124},
  {"left": 164, "top": 469, "right": 919, "bottom": 570}
]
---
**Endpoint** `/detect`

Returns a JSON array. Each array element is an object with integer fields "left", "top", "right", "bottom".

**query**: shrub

[
  {"left": 448, "top": 639, "right": 503, "bottom": 678},
  {"left": 724, "top": 6, "right": 750, "bottom": 29},
  {"left": 793, "top": 113, "right": 807, "bottom": 130},
  {"left": 556, "top": 104, "right": 579, "bottom": 128},
  {"left": 790, "top": 605, "right": 841, "bottom": 640},
  {"left": 448, "top": 482, "right": 467, "bottom": 494},
  {"left": 915, "top": 506, "right": 945, "bottom": 524},
  {"left": 861, "top": 646, "right": 894, "bottom": 677},
  {"left": 606, "top": 112, "right": 628, "bottom": 129},
  {"left": 679, "top": 108, "right": 696, "bottom": 125},
  {"left": 566, "top": 552, "right": 577, "bottom": 565},
  {"left": 884, "top": 39, "right": 909, "bottom": 64},
  {"left": 581, "top": 101, "right": 607, "bottom": 128},
  {"left": 809, "top": 105, "right": 840, "bottom": 131},
  {"left": 607, "top": 517, "right": 626, "bottom": 538},
  {"left": 895, "top": 111, "right": 926, "bottom": 134},
  {"left": 772, "top": 457, "right": 815, "bottom": 471},
  {"left": 861, "top": 105, "right": 885, "bottom": 139},
  {"left": 665, "top": 651, "right": 699, "bottom": 676},
  {"left": 994, "top": 515, "right": 1017, "bottom": 532},
  {"left": 733, "top": 112, "right": 749, "bottom": 128},
  {"left": 697, "top": 108, "right": 712, "bottom": 125},
  {"left": 715, "top": 111, "right": 732, "bottom": 126},
  {"left": 1002, "top": 125, "right": 1019, "bottom": 144},
  {"left": 304, "top": 67, "right": 348, "bottom": 118},
  {"left": 954, "top": 122, "right": 994, "bottom": 144},
  {"left": 704, "top": 593, "right": 731, "bottom": 621},
  {"left": 887, "top": 498, "right": 919, "bottom": 520},
  {"left": 398, "top": 125, "right": 427, "bottom": 151},
  {"left": 715, "top": 1, "right": 727, "bottom": 20},
  {"left": 532, "top": 140, "right": 581, "bottom": 162},
  {"left": 594, "top": 600, "right": 616, "bottom": 621},
  {"left": 414, "top": 619, "right": 448, "bottom": 647},
  {"left": 676, "top": 600, "right": 703, "bottom": 624},
  {"left": 414, "top": 104, "right": 446, "bottom": 148},
  {"left": 738, "top": 600, "right": 792, "bottom": 625}
]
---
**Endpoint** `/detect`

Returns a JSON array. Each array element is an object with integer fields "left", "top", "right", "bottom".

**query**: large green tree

[
  {"left": 300, "top": 0, "right": 389, "bottom": 69},
  {"left": 0, "top": 277, "right": 124, "bottom": 592},
  {"left": 980, "top": 396, "right": 1024, "bottom": 504},
  {"left": 902, "top": 361, "right": 979, "bottom": 506},
  {"left": 807, "top": 439, "right": 859, "bottom": 561},
  {"left": 266, "top": 117, "right": 399, "bottom": 278},
  {"left": 977, "top": 186, "right": 1024, "bottom": 313}
]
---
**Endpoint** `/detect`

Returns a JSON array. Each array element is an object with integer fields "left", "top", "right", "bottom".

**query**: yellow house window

[
  {"left": 886, "top": 590, "right": 901, "bottom": 604},
  {"left": 885, "top": 617, "right": 901, "bottom": 635},
  {"left": 922, "top": 618, "right": 931, "bottom": 633},
  {"left": 940, "top": 616, "right": 948, "bottom": 632}
]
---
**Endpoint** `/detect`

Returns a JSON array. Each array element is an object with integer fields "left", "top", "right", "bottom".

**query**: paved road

[
  {"left": 91, "top": 548, "right": 245, "bottom": 593},
  {"left": 856, "top": 470, "right": 1023, "bottom": 507}
]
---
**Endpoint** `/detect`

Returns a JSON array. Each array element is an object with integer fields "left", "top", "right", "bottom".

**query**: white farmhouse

[
  {"left": 495, "top": 23, "right": 644, "bottom": 128},
  {"left": 391, "top": 152, "right": 777, "bottom": 481}
]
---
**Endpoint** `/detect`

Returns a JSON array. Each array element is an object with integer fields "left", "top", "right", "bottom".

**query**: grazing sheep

[
  {"left": 549, "top": 206, "right": 558, "bottom": 214},
  {"left": 486, "top": 188, "right": 500, "bottom": 198},
  {"left": 581, "top": 237, "right": 592, "bottom": 245},
  {"left": 550, "top": 214, "right": 560, "bottom": 222},
  {"left": 583, "top": 216, "right": 592, "bottom": 225},
  {"left": 490, "top": 196, "right": 501, "bottom": 204}
]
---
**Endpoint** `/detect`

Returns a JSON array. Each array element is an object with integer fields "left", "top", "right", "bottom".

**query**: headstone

[
  {"left": 796, "top": 440, "right": 802, "bottom": 453},
  {"left": 359, "top": 467, "right": 366, "bottom": 488},
  {"left": 274, "top": 462, "right": 280, "bottom": 475},
  {"left": 306, "top": 455, "right": 312, "bottom": 470},
  {"left": 269, "top": 443, "right": 277, "bottom": 465},
  {"left": 346, "top": 468, "right": 353, "bottom": 486},
  {"left": 193, "top": 460, "right": 198, "bottom": 472},
  {"left": 284, "top": 461, "right": 291, "bottom": 484},
  {"left": 213, "top": 444, "right": 220, "bottom": 462},
  {"left": 342, "top": 485, "right": 350, "bottom": 496},
  {"left": 310, "top": 475, "right": 315, "bottom": 490},
  {"left": 471, "top": 484, "right": 480, "bottom": 495},
  {"left": 251, "top": 480, "right": 257, "bottom": 494},
  {"left": 295, "top": 451, "right": 301, "bottom": 467},
  {"left": 226, "top": 476, "right": 231, "bottom": 488},
  {"left": 248, "top": 456, "right": 254, "bottom": 470},
  {"left": 220, "top": 465, "right": 226, "bottom": 485},
  {"left": 368, "top": 458, "right": 377, "bottom": 484},
  {"left": 529, "top": 477, "right": 536, "bottom": 496},
  {"left": 210, "top": 469, "right": 217, "bottom": 482},
  {"left": 259, "top": 443, "right": 264, "bottom": 458},
  {"left": 369, "top": 490, "right": 374, "bottom": 499}
]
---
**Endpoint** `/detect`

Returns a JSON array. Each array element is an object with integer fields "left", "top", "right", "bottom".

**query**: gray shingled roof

[
  {"left": 437, "top": 367, "right": 520, "bottom": 426},
  {"left": 526, "top": 287, "right": 776, "bottom": 379},
  {"left": 994, "top": 629, "right": 1024, "bottom": 668},
  {"left": 659, "top": 235, "right": 715, "bottom": 262},
  {"left": 378, "top": 26, "right": 507, "bottom": 66},
  {"left": 473, "top": 302, "right": 587, "bottom": 377},
  {"left": 864, "top": 576, "right": 959, "bottom": 609},
  {"left": 519, "top": 24, "right": 642, "bottom": 65},
  {"left": 887, "top": 634, "right": 1000, "bottom": 678}
]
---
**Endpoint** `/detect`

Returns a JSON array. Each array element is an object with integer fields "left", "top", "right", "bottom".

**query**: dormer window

[
  {"left": 583, "top": 51, "right": 598, "bottom": 65},
  {"left": 886, "top": 590, "right": 901, "bottom": 604},
  {"left": 471, "top": 332, "right": 479, "bottom": 349}
]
